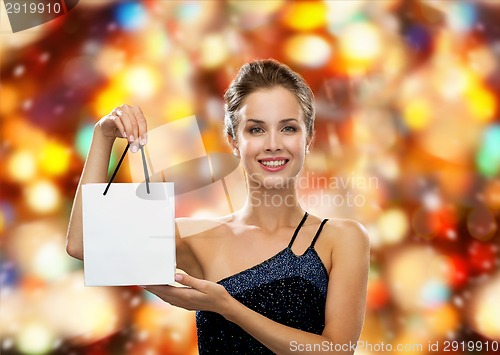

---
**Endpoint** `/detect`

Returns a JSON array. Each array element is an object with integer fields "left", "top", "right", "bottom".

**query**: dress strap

[
  {"left": 310, "top": 219, "right": 329, "bottom": 248},
  {"left": 287, "top": 212, "right": 309, "bottom": 248}
]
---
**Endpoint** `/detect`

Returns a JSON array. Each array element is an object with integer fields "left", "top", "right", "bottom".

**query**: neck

[{"left": 237, "top": 177, "right": 306, "bottom": 232}]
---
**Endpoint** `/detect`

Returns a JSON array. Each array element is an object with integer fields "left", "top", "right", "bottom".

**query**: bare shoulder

[
  {"left": 323, "top": 218, "right": 370, "bottom": 257},
  {"left": 175, "top": 215, "right": 233, "bottom": 241}
]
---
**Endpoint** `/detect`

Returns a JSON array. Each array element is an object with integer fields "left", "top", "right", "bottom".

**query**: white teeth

[{"left": 261, "top": 160, "right": 286, "bottom": 167}]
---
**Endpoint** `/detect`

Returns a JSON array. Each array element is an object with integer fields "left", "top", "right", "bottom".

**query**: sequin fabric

[{"left": 196, "top": 213, "right": 329, "bottom": 354}]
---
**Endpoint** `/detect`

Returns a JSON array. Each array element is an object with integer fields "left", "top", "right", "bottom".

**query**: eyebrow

[{"left": 246, "top": 118, "right": 299, "bottom": 124}]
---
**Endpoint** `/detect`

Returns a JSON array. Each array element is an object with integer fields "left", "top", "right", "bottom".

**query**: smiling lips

[{"left": 258, "top": 158, "right": 289, "bottom": 172}]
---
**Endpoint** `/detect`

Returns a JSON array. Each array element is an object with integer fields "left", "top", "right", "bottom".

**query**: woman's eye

[
  {"left": 250, "top": 127, "right": 264, "bottom": 134},
  {"left": 282, "top": 126, "right": 296, "bottom": 133}
]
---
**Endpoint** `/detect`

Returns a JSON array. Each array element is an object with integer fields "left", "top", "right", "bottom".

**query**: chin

[{"left": 247, "top": 173, "right": 297, "bottom": 190}]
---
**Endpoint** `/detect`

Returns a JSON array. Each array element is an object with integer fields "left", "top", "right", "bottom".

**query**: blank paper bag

[{"left": 82, "top": 181, "right": 175, "bottom": 286}]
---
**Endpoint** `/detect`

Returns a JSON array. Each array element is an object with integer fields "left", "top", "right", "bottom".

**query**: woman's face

[{"left": 233, "top": 86, "right": 309, "bottom": 189}]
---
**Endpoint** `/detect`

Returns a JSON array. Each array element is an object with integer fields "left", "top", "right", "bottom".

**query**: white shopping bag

[{"left": 82, "top": 145, "right": 176, "bottom": 286}]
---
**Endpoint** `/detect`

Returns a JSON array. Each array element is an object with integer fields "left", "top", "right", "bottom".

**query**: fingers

[
  {"left": 132, "top": 105, "right": 148, "bottom": 145},
  {"left": 144, "top": 284, "right": 199, "bottom": 309},
  {"left": 174, "top": 273, "right": 207, "bottom": 292},
  {"left": 112, "top": 104, "right": 148, "bottom": 153},
  {"left": 109, "top": 114, "right": 127, "bottom": 139}
]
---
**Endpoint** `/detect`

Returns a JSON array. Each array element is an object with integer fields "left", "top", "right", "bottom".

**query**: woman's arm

[
  {"left": 66, "top": 104, "right": 147, "bottom": 260},
  {"left": 145, "top": 219, "right": 370, "bottom": 355}
]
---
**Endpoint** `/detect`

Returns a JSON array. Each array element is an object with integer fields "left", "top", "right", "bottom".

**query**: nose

[{"left": 265, "top": 130, "right": 283, "bottom": 153}]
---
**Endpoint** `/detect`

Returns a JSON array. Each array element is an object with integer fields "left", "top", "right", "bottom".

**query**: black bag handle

[{"left": 103, "top": 143, "right": 150, "bottom": 195}]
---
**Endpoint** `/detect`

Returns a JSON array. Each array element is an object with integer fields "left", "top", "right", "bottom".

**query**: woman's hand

[
  {"left": 95, "top": 104, "right": 148, "bottom": 153},
  {"left": 143, "top": 274, "right": 235, "bottom": 317}
]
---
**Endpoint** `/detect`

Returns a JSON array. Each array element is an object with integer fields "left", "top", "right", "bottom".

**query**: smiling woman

[{"left": 66, "top": 59, "right": 370, "bottom": 354}]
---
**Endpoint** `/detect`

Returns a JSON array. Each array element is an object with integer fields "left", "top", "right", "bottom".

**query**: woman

[{"left": 66, "top": 59, "right": 369, "bottom": 354}]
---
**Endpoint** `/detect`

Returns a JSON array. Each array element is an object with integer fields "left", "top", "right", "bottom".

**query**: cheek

[
  {"left": 238, "top": 136, "right": 261, "bottom": 156},
  {"left": 285, "top": 135, "right": 306, "bottom": 154}
]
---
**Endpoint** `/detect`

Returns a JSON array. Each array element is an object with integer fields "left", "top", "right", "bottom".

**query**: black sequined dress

[{"left": 196, "top": 212, "right": 329, "bottom": 354}]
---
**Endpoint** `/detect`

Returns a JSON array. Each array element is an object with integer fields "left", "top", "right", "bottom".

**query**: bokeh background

[{"left": 1, "top": 0, "right": 500, "bottom": 354}]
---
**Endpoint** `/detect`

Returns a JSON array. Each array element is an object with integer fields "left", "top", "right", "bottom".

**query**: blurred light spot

[
  {"left": 435, "top": 65, "right": 469, "bottom": 99},
  {"left": 93, "top": 84, "right": 128, "bottom": 118},
  {"left": 121, "top": 66, "right": 161, "bottom": 100},
  {"left": 468, "top": 46, "right": 497, "bottom": 78},
  {"left": 446, "top": 254, "right": 469, "bottom": 289},
  {"left": 284, "top": 35, "right": 332, "bottom": 68},
  {"left": 0, "top": 260, "right": 19, "bottom": 288},
  {"left": 467, "top": 206, "right": 497, "bottom": 241},
  {"left": 423, "top": 304, "right": 459, "bottom": 337},
  {"left": 366, "top": 277, "right": 390, "bottom": 310},
  {"left": 339, "top": 22, "right": 382, "bottom": 72},
  {"left": 7, "top": 150, "right": 37, "bottom": 183},
  {"left": 39, "top": 52, "right": 50, "bottom": 63},
  {"left": 0, "top": 85, "right": 18, "bottom": 115},
  {"left": 466, "top": 84, "right": 496, "bottom": 122},
  {"left": 387, "top": 246, "right": 451, "bottom": 311},
  {"left": 423, "top": 192, "right": 442, "bottom": 211},
  {"left": 447, "top": 2, "right": 477, "bottom": 33},
  {"left": 484, "top": 179, "right": 500, "bottom": 210},
  {"left": 281, "top": 1, "right": 327, "bottom": 31},
  {"left": 95, "top": 47, "right": 126, "bottom": 77},
  {"left": 412, "top": 207, "right": 435, "bottom": 240},
  {"left": 162, "top": 98, "right": 194, "bottom": 121},
  {"left": 34, "top": 242, "right": 71, "bottom": 281},
  {"left": 403, "top": 98, "right": 430, "bottom": 130},
  {"left": 468, "top": 240, "right": 497, "bottom": 274},
  {"left": 40, "top": 272, "right": 124, "bottom": 344},
  {"left": 15, "top": 321, "right": 53, "bottom": 355},
  {"left": 38, "top": 141, "right": 71, "bottom": 177},
  {"left": 200, "top": 34, "right": 229, "bottom": 69},
  {"left": 25, "top": 181, "right": 60, "bottom": 214},
  {"left": 133, "top": 303, "right": 196, "bottom": 352},
  {"left": 175, "top": 1, "right": 203, "bottom": 22},
  {"left": 63, "top": 56, "right": 99, "bottom": 89},
  {"left": 228, "top": 0, "right": 284, "bottom": 29},
  {"left": 468, "top": 273, "right": 500, "bottom": 340},
  {"left": 325, "top": 0, "right": 365, "bottom": 29},
  {"left": 2, "top": 337, "right": 14, "bottom": 350},
  {"left": 0, "top": 202, "right": 15, "bottom": 234},
  {"left": 405, "top": 25, "right": 432, "bottom": 55},
  {"left": 115, "top": 2, "right": 147, "bottom": 31},
  {"left": 22, "top": 99, "right": 33, "bottom": 111},
  {"left": 75, "top": 124, "right": 94, "bottom": 160},
  {"left": 377, "top": 209, "right": 409, "bottom": 245},
  {"left": 144, "top": 29, "right": 170, "bottom": 61},
  {"left": 420, "top": 280, "right": 451, "bottom": 308},
  {"left": 13, "top": 65, "right": 25, "bottom": 77},
  {"left": 3, "top": 118, "right": 46, "bottom": 150},
  {"left": 476, "top": 124, "right": 500, "bottom": 177},
  {"left": 377, "top": 155, "right": 399, "bottom": 180}
]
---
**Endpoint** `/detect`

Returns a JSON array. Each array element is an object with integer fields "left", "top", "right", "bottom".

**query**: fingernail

[
  {"left": 140, "top": 136, "right": 147, "bottom": 146},
  {"left": 175, "top": 274, "right": 183, "bottom": 282},
  {"left": 122, "top": 132, "right": 127, "bottom": 138},
  {"left": 129, "top": 135, "right": 134, "bottom": 143},
  {"left": 131, "top": 144, "right": 138, "bottom": 153}
]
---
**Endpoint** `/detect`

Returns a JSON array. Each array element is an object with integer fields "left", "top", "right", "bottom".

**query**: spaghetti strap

[
  {"left": 287, "top": 212, "right": 309, "bottom": 248},
  {"left": 310, "top": 219, "right": 329, "bottom": 248}
]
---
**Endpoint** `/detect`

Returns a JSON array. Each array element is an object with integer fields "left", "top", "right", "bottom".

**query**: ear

[
  {"left": 306, "top": 133, "right": 315, "bottom": 149},
  {"left": 227, "top": 134, "right": 238, "bottom": 150}
]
